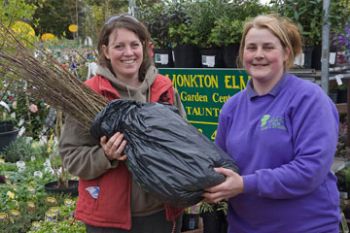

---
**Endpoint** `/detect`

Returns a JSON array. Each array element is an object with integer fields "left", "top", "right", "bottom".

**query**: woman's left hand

[{"left": 202, "top": 167, "right": 244, "bottom": 203}]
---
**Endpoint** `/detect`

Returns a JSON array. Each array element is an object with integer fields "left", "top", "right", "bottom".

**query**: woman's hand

[
  {"left": 100, "top": 132, "right": 127, "bottom": 161},
  {"left": 202, "top": 167, "right": 244, "bottom": 203}
]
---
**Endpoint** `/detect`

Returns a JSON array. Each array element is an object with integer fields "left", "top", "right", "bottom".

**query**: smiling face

[
  {"left": 243, "top": 27, "right": 289, "bottom": 91},
  {"left": 103, "top": 28, "right": 143, "bottom": 82}
]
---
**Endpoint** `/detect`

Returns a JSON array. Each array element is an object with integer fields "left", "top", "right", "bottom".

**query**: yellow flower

[
  {"left": 0, "top": 159, "right": 4, "bottom": 164},
  {"left": 7, "top": 191, "right": 15, "bottom": 199}
]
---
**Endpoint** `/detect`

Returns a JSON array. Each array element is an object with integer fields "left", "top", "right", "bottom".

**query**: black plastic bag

[{"left": 90, "top": 99, "right": 238, "bottom": 208}]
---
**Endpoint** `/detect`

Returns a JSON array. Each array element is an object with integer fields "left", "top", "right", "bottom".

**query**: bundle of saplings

[{"left": 91, "top": 99, "right": 239, "bottom": 207}]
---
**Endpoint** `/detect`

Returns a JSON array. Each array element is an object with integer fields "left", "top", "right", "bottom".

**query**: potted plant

[
  {"left": 167, "top": 1, "right": 201, "bottom": 68},
  {"left": 0, "top": 91, "right": 19, "bottom": 152},
  {"left": 184, "top": 0, "right": 226, "bottom": 68},
  {"left": 1, "top": 137, "right": 37, "bottom": 163},
  {"left": 200, "top": 201, "right": 228, "bottom": 233},
  {"left": 209, "top": 16, "right": 243, "bottom": 68},
  {"left": 137, "top": 2, "right": 174, "bottom": 68},
  {"left": 43, "top": 132, "right": 78, "bottom": 197},
  {"left": 208, "top": 0, "right": 269, "bottom": 68},
  {"left": 271, "top": 0, "right": 322, "bottom": 69}
]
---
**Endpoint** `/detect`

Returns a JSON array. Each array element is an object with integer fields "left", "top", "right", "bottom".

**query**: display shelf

[{"left": 337, "top": 103, "right": 347, "bottom": 114}]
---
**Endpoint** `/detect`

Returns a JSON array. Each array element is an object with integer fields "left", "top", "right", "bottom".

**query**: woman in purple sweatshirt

[{"left": 203, "top": 14, "right": 340, "bottom": 233}]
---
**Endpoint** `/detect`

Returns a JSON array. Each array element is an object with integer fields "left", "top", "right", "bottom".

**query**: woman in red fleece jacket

[{"left": 59, "top": 14, "right": 185, "bottom": 233}]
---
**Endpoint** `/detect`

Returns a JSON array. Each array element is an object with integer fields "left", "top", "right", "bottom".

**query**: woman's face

[
  {"left": 243, "top": 27, "right": 288, "bottom": 85},
  {"left": 103, "top": 28, "right": 143, "bottom": 80}
]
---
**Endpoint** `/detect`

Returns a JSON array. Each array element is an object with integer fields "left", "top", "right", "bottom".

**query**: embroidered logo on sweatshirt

[{"left": 260, "top": 114, "right": 286, "bottom": 130}]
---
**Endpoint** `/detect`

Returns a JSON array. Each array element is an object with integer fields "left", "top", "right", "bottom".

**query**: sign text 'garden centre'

[{"left": 159, "top": 68, "right": 250, "bottom": 140}]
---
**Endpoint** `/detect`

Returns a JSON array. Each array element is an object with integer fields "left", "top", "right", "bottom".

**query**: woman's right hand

[{"left": 100, "top": 132, "right": 128, "bottom": 161}]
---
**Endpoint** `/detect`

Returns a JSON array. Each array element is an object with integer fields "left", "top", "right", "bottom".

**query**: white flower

[
  {"left": 44, "top": 167, "right": 55, "bottom": 175},
  {"left": 43, "top": 158, "right": 51, "bottom": 168},
  {"left": 33, "top": 171, "right": 43, "bottom": 178},
  {"left": 16, "top": 161, "right": 26, "bottom": 172}
]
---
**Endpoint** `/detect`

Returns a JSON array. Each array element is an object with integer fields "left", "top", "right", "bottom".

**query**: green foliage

[
  {"left": 209, "top": 17, "right": 243, "bottom": 46},
  {"left": 32, "top": 0, "right": 84, "bottom": 39},
  {"left": 27, "top": 219, "right": 85, "bottom": 233},
  {"left": 185, "top": 0, "right": 225, "bottom": 48},
  {"left": 169, "top": 23, "right": 199, "bottom": 47},
  {"left": 137, "top": 2, "right": 172, "bottom": 48},
  {"left": 270, "top": 0, "right": 323, "bottom": 46},
  {"left": 0, "top": 89, "right": 17, "bottom": 122},
  {"left": 0, "top": 81, "right": 49, "bottom": 140},
  {"left": 0, "top": 0, "right": 37, "bottom": 25},
  {"left": 271, "top": 0, "right": 350, "bottom": 47},
  {"left": 0, "top": 162, "right": 17, "bottom": 172},
  {"left": 329, "top": 0, "right": 350, "bottom": 35},
  {"left": 2, "top": 137, "right": 41, "bottom": 163},
  {"left": 0, "top": 139, "right": 80, "bottom": 233},
  {"left": 166, "top": 0, "right": 270, "bottom": 48},
  {"left": 200, "top": 201, "right": 228, "bottom": 215},
  {"left": 207, "top": 0, "right": 270, "bottom": 47},
  {"left": 31, "top": 0, "right": 128, "bottom": 41},
  {"left": 167, "top": 1, "right": 199, "bottom": 47},
  {"left": 15, "top": 92, "right": 50, "bottom": 140}
]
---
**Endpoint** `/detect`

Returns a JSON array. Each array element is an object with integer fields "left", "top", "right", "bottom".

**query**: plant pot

[
  {"left": 173, "top": 45, "right": 201, "bottom": 68},
  {"left": 0, "top": 121, "right": 14, "bottom": 132},
  {"left": 200, "top": 48, "right": 224, "bottom": 68},
  {"left": 0, "top": 121, "right": 19, "bottom": 152},
  {"left": 154, "top": 48, "right": 174, "bottom": 68},
  {"left": 337, "top": 89, "right": 347, "bottom": 104},
  {"left": 44, "top": 180, "right": 79, "bottom": 197},
  {"left": 303, "top": 46, "right": 314, "bottom": 69},
  {"left": 222, "top": 43, "right": 240, "bottom": 68},
  {"left": 311, "top": 44, "right": 322, "bottom": 70},
  {"left": 0, "top": 175, "right": 5, "bottom": 184},
  {"left": 201, "top": 210, "right": 227, "bottom": 233},
  {"left": 181, "top": 213, "right": 199, "bottom": 231}
]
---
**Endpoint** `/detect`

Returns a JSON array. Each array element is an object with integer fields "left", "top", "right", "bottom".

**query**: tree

[
  {"left": 0, "top": 0, "right": 37, "bottom": 26},
  {"left": 32, "top": 0, "right": 87, "bottom": 39}
]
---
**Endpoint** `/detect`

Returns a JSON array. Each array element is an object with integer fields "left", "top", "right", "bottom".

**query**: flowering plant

[
  {"left": 0, "top": 91, "right": 16, "bottom": 123},
  {"left": 333, "top": 24, "right": 350, "bottom": 63}
]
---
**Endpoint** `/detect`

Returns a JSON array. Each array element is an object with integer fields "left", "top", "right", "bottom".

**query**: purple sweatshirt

[{"left": 215, "top": 73, "right": 340, "bottom": 233}]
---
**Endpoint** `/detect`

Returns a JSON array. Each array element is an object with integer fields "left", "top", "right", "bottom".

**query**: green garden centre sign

[{"left": 159, "top": 68, "right": 250, "bottom": 140}]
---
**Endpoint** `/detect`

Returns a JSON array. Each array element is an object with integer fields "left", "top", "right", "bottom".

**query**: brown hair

[
  {"left": 238, "top": 14, "right": 302, "bottom": 70},
  {"left": 97, "top": 14, "right": 152, "bottom": 81}
]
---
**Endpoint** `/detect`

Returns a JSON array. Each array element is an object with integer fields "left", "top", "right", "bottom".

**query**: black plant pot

[
  {"left": 173, "top": 45, "right": 201, "bottom": 68},
  {"left": 222, "top": 43, "right": 240, "bottom": 68},
  {"left": 337, "top": 89, "right": 348, "bottom": 104},
  {"left": 201, "top": 210, "right": 227, "bottom": 233},
  {"left": 303, "top": 46, "right": 314, "bottom": 69},
  {"left": 0, "top": 121, "right": 19, "bottom": 152},
  {"left": 181, "top": 213, "right": 200, "bottom": 232},
  {"left": 0, "top": 175, "right": 5, "bottom": 184},
  {"left": 200, "top": 48, "right": 224, "bottom": 68},
  {"left": 44, "top": 180, "right": 79, "bottom": 197},
  {"left": 153, "top": 48, "right": 174, "bottom": 68},
  {"left": 311, "top": 44, "right": 322, "bottom": 70}
]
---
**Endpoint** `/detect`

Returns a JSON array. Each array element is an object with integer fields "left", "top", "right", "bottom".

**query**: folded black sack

[{"left": 90, "top": 99, "right": 238, "bottom": 208}]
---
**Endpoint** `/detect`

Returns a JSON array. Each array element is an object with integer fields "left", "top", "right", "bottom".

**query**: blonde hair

[{"left": 238, "top": 14, "right": 302, "bottom": 69}]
